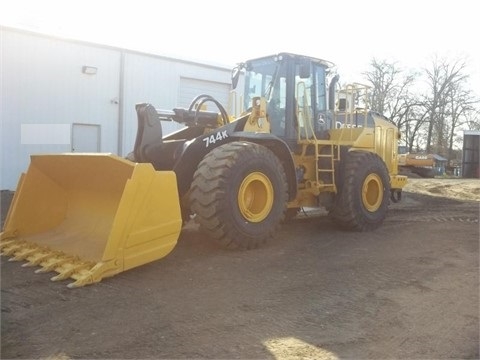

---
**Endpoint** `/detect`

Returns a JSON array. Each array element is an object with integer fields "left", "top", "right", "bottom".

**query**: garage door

[{"left": 178, "top": 77, "right": 231, "bottom": 111}]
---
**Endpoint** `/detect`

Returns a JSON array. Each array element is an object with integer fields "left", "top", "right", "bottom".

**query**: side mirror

[{"left": 231, "top": 63, "right": 244, "bottom": 89}]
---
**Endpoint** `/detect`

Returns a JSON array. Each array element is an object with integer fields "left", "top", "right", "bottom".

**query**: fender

[{"left": 173, "top": 126, "right": 297, "bottom": 201}]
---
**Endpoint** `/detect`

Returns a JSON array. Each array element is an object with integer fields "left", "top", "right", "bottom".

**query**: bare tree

[
  {"left": 363, "top": 55, "right": 480, "bottom": 160},
  {"left": 363, "top": 58, "right": 419, "bottom": 147},
  {"left": 363, "top": 59, "right": 416, "bottom": 119},
  {"left": 402, "top": 103, "right": 430, "bottom": 152},
  {"left": 423, "top": 56, "right": 468, "bottom": 154},
  {"left": 463, "top": 109, "right": 480, "bottom": 131},
  {"left": 445, "top": 83, "right": 478, "bottom": 160},
  {"left": 363, "top": 59, "right": 399, "bottom": 115}
]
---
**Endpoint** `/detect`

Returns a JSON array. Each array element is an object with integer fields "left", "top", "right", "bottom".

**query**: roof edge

[{"left": 0, "top": 25, "right": 233, "bottom": 71}]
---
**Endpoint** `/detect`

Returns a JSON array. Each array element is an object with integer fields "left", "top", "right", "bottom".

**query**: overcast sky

[{"left": 1, "top": 0, "right": 479, "bottom": 96}]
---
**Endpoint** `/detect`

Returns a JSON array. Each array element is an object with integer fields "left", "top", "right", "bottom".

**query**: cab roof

[{"left": 245, "top": 52, "right": 334, "bottom": 68}]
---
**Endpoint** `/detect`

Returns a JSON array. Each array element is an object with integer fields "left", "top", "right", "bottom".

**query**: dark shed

[{"left": 462, "top": 130, "right": 480, "bottom": 178}]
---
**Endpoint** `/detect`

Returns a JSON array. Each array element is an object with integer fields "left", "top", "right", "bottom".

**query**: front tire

[
  {"left": 330, "top": 151, "right": 390, "bottom": 231},
  {"left": 190, "top": 141, "right": 288, "bottom": 249}
]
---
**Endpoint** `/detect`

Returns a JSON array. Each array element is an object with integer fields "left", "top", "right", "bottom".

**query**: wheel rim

[
  {"left": 238, "top": 172, "right": 274, "bottom": 223},
  {"left": 362, "top": 173, "right": 384, "bottom": 212}
]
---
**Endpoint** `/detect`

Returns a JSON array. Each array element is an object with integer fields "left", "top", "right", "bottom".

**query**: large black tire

[
  {"left": 330, "top": 151, "right": 390, "bottom": 231},
  {"left": 190, "top": 141, "right": 288, "bottom": 249}
]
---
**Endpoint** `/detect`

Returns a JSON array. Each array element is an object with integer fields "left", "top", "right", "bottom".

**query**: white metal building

[{"left": 1, "top": 26, "right": 237, "bottom": 190}]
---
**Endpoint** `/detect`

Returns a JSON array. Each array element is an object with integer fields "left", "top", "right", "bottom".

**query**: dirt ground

[{"left": 1, "top": 178, "right": 479, "bottom": 359}]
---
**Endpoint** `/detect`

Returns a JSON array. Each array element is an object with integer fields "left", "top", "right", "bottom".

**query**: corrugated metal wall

[
  {"left": 0, "top": 27, "right": 234, "bottom": 190},
  {"left": 120, "top": 53, "right": 232, "bottom": 155}
]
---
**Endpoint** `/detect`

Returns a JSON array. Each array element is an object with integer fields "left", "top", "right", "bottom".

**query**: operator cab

[{"left": 232, "top": 53, "right": 334, "bottom": 148}]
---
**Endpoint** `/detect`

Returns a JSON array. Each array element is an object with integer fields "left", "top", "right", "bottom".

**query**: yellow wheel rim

[
  {"left": 362, "top": 173, "right": 384, "bottom": 212},
  {"left": 238, "top": 172, "right": 274, "bottom": 222}
]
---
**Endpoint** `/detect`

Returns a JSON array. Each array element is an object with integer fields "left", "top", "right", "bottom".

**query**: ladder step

[{"left": 314, "top": 144, "right": 338, "bottom": 192}]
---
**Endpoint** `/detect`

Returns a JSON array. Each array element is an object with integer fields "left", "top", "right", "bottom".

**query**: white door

[{"left": 72, "top": 123, "right": 100, "bottom": 152}]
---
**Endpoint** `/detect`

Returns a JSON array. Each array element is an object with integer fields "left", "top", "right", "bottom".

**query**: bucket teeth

[
  {"left": 9, "top": 248, "right": 38, "bottom": 262},
  {"left": 0, "top": 239, "right": 17, "bottom": 250},
  {"left": 1, "top": 242, "right": 27, "bottom": 256},
  {"left": 22, "top": 252, "right": 55, "bottom": 267},
  {"left": 66, "top": 263, "right": 112, "bottom": 289},
  {"left": 0, "top": 238, "right": 102, "bottom": 287},
  {"left": 67, "top": 278, "right": 91, "bottom": 289},
  {"left": 51, "top": 262, "right": 92, "bottom": 282},
  {"left": 35, "top": 256, "right": 76, "bottom": 273}
]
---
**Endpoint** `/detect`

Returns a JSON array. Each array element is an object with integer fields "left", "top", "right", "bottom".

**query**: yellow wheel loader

[{"left": 1, "top": 53, "right": 407, "bottom": 287}]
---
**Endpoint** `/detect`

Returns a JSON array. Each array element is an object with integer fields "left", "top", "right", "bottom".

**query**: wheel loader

[
  {"left": 0, "top": 52, "right": 407, "bottom": 287},
  {"left": 397, "top": 147, "right": 446, "bottom": 178}
]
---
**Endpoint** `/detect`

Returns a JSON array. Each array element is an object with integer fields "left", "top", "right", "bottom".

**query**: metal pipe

[{"left": 117, "top": 51, "right": 125, "bottom": 156}]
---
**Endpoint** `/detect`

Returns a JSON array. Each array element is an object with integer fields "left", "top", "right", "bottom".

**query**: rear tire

[
  {"left": 330, "top": 151, "right": 390, "bottom": 231},
  {"left": 190, "top": 141, "right": 288, "bottom": 249}
]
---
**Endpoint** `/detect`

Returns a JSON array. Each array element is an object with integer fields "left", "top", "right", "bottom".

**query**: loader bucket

[{"left": 0, "top": 154, "right": 182, "bottom": 288}]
